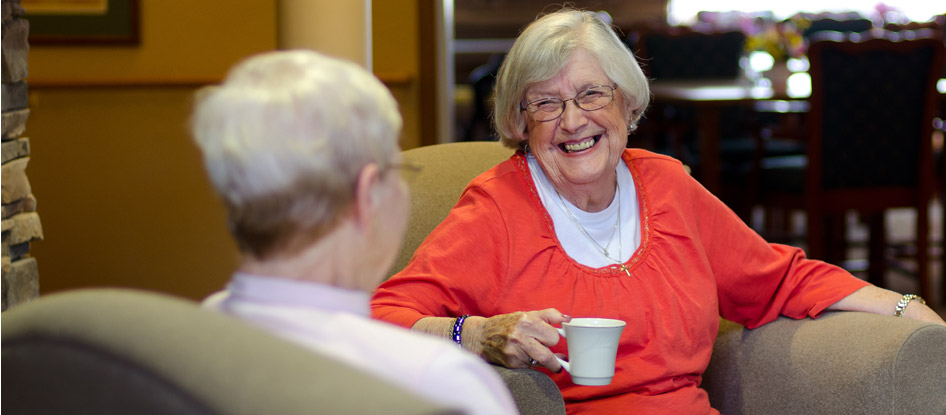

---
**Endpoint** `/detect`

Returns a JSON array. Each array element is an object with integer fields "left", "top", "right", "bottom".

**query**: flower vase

[{"left": 765, "top": 60, "right": 791, "bottom": 96}]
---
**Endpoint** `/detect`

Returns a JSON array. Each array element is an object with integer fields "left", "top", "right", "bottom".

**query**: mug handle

[{"left": 554, "top": 327, "right": 570, "bottom": 372}]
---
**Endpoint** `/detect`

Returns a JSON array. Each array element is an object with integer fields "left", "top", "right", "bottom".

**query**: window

[{"left": 667, "top": 1, "right": 942, "bottom": 25}]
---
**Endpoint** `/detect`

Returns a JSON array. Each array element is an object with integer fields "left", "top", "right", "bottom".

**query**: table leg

[{"left": 696, "top": 107, "right": 721, "bottom": 195}]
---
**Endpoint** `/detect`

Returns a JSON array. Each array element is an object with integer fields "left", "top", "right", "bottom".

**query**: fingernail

[{"left": 562, "top": 314, "right": 572, "bottom": 320}]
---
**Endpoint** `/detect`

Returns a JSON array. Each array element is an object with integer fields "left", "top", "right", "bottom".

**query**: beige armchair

[
  {"left": 393, "top": 141, "right": 946, "bottom": 415},
  {"left": 1, "top": 288, "right": 462, "bottom": 415}
]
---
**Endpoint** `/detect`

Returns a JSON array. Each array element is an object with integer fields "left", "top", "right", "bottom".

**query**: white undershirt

[{"left": 527, "top": 154, "right": 641, "bottom": 268}]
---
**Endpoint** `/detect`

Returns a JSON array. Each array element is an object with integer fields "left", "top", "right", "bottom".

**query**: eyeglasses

[
  {"left": 384, "top": 161, "right": 423, "bottom": 182},
  {"left": 521, "top": 84, "right": 618, "bottom": 122}
]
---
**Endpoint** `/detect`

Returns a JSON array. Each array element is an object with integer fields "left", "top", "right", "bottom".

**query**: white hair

[
  {"left": 190, "top": 49, "right": 402, "bottom": 257},
  {"left": 493, "top": 8, "right": 650, "bottom": 149}
]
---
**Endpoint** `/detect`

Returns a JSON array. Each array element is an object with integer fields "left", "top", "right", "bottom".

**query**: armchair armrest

[
  {"left": 491, "top": 366, "right": 565, "bottom": 415},
  {"left": 704, "top": 312, "right": 946, "bottom": 415}
]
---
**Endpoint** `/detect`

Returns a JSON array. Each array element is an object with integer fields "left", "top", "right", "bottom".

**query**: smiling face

[{"left": 523, "top": 48, "right": 632, "bottom": 207}]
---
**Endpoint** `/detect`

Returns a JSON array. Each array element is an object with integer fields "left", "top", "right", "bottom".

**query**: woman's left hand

[
  {"left": 902, "top": 300, "right": 946, "bottom": 326},
  {"left": 829, "top": 286, "right": 946, "bottom": 327}
]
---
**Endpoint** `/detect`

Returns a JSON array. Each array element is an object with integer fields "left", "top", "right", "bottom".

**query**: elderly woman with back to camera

[
  {"left": 371, "top": 8, "right": 946, "bottom": 414},
  {"left": 193, "top": 50, "right": 518, "bottom": 415}
]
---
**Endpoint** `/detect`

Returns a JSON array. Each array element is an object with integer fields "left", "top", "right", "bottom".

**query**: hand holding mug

[{"left": 473, "top": 308, "right": 571, "bottom": 369}]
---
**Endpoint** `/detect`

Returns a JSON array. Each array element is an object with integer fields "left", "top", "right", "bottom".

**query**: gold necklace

[{"left": 555, "top": 180, "right": 623, "bottom": 264}]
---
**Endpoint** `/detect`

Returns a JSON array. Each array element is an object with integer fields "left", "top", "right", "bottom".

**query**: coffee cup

[{"left": 554, "top": 318, "right": 625, "bottom": 386}]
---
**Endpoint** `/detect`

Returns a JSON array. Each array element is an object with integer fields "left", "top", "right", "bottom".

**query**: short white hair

[
  {"left": 190, "top": 50, "right": 402, "bottom": 257},
  {"left": 493, "top": 8, "right": 650, "bottom": 149}
]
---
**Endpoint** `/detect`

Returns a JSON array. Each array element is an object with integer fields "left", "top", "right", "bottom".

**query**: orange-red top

[{"left": 372, "top": 149, "right": 868, "bottom": 414}]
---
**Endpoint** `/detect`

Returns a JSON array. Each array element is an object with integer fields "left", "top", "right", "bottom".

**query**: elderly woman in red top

[{"left": 371, "top": 8, "right": 945, "bottom": 414}]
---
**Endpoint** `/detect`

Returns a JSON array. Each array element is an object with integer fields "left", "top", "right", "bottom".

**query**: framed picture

[{"left": 22, "top": 0, "right": 140, "bottom": 45}]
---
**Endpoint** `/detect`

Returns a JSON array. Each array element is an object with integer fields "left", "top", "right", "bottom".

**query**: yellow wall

[
  {"left": 27, "top": 87, "right": 241, "bottom": 299},
  {"left": 28, "top": 1, "right": 277, "bottom": 85},
  {"left": 27, "top": 0, "right": 278, "bottom": 300},
  {"left": 373, "top": 0, "right": 422, "bottom": 150}
]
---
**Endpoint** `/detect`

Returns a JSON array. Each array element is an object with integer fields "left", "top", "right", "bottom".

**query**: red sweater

[{"left": 372, "top": 149, "right": 868, "bottom": 414}]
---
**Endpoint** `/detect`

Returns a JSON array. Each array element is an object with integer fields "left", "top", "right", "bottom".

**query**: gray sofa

[{"left": 395, "top": 141, "right": 946, "bottom": 415}]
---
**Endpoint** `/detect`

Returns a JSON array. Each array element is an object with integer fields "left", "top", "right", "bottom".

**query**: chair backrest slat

[{"left": 806, "top": 30, "right": 945, "bottom": 192}]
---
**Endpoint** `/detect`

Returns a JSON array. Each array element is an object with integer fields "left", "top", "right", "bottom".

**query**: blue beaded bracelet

[{"left": 451, "top": 315, "right": 471, "bottom": 349}]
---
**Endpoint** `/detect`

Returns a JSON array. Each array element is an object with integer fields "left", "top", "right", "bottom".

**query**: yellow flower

[{"left": 746, "top": 18, "right": 808, "bottom": 60}]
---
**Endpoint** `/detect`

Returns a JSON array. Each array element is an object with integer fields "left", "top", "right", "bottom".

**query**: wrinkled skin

[{"left": 467, "top": 309, "right": 572, "bottom": 371}]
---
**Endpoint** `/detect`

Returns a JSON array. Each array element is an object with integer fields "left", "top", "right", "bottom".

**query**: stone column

[{"left": 2, "top": 0, "right": 41, "bottom": 311}]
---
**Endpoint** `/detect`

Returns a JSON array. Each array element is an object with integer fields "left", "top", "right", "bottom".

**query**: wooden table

[{"left": 648, "top": 79, "right": 810, "bottom": 194}]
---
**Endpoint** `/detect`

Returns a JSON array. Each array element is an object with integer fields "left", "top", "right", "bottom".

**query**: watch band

[{"left": 894, "top": 294, "right": 926, "bottom": 317}]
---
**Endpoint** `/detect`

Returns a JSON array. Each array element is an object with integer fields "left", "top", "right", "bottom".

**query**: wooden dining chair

[
  {"left": 801, "top": 17, "right": 873, "bottom": 41},
  {"left": 630, "top": 27, "right": 801, "bottom": 221},
  {"left": 631, "top": 27, "right": 748, "bottom": 158},
  {"left": 757, "top": 30, "right": 946, "bottom": 304},
  {"left": 633, "top": 27, "right": 746, "bottom": 81},
  {"left": 461, "top": 53, "right": 505, "bottom": 142},
  {"left": 629, "top": 27, "right": 750, "bottom": 169}
]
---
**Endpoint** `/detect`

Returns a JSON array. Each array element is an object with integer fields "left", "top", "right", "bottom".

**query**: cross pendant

[{"left": 616, "top": 264, "right": 630, "bottom": 277}]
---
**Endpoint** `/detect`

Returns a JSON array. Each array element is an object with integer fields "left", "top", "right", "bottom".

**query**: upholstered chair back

[
  {"left": 390, "top": 141, "right": 514, "bottom": 276},
  {"left": 1, "top": 289, "right": 462, "bottom": 415}
]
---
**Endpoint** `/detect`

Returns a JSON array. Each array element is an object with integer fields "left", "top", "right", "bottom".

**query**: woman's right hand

[{"left": 465, "top": 309, "right": 572, "bottom": 371}]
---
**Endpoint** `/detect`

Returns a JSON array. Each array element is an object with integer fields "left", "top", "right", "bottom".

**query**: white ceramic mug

[{"left": 554, "top": 318, "right": 626, "bottom": 386}]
